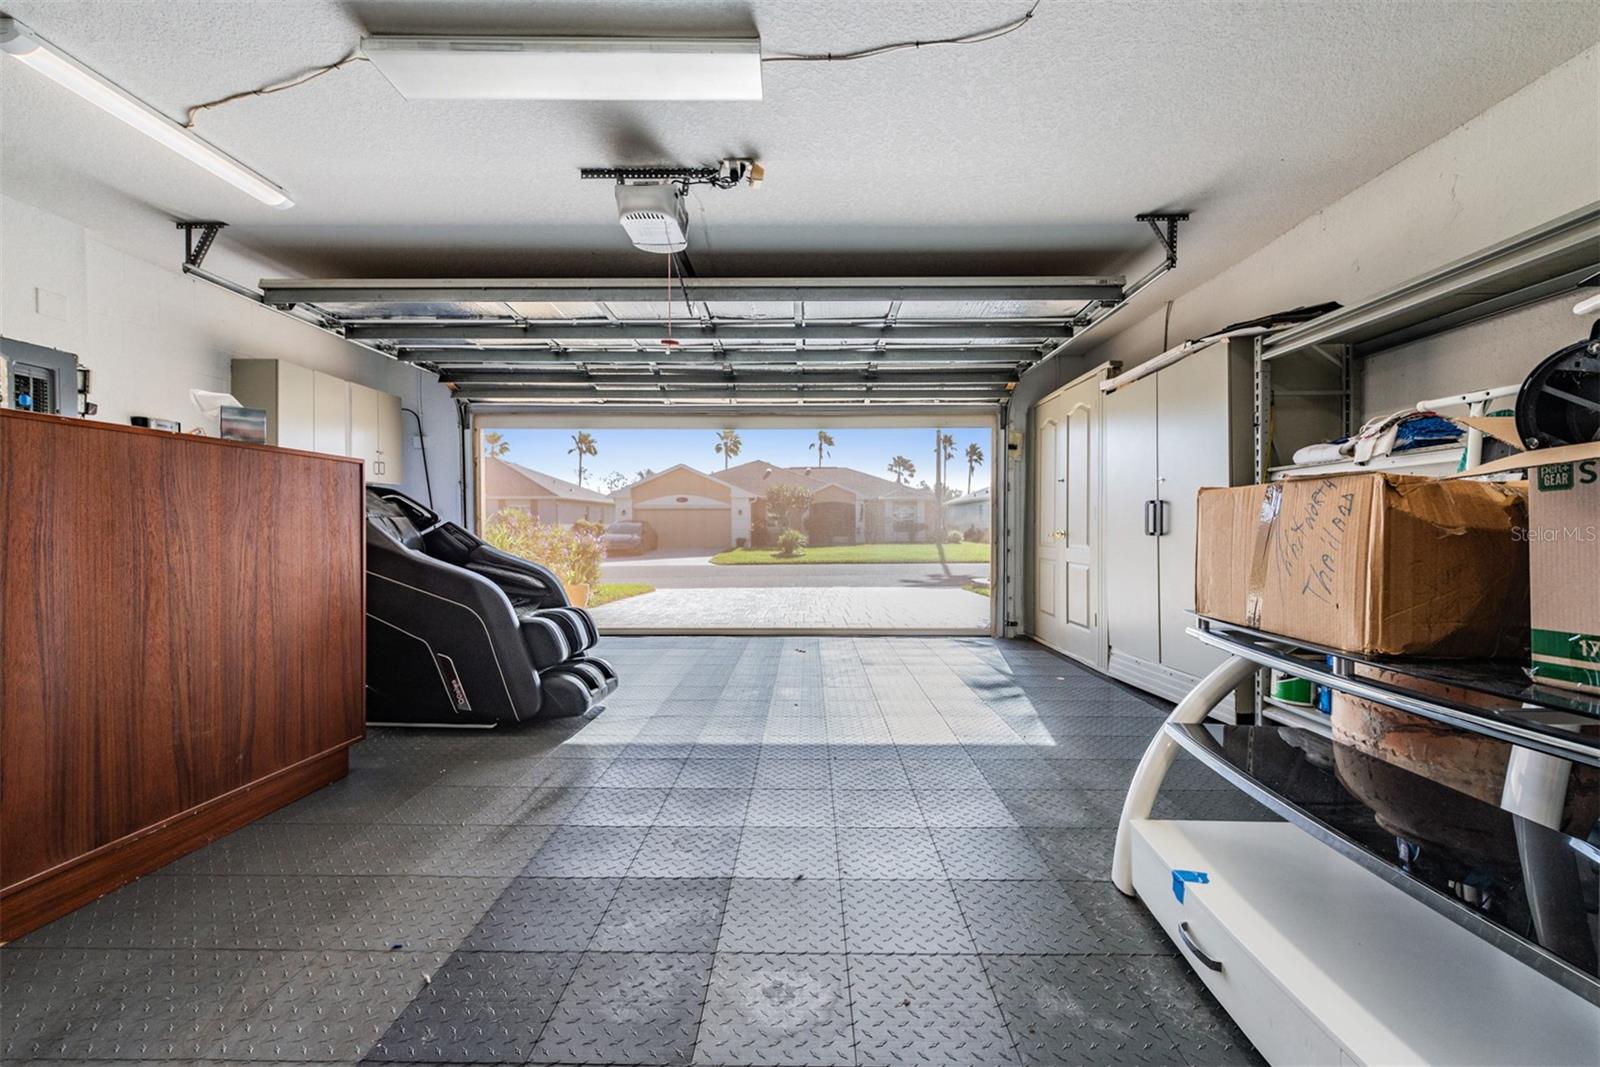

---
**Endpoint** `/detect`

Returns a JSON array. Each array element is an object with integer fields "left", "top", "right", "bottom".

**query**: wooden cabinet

[
  {"left": 1102, "top": 338, "right": 1253, "bottom": 708},
  {"left": 234, "top": 359, "right": 403, "bottom": 484},
  {"left": 0, "top": 409, "right": 365, "bottom": 939}
]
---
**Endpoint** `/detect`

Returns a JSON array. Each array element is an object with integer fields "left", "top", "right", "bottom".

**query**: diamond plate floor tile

[
  {"left": 0, "top": 948, "right": 295, "bottom": 1062},
  {"left": 525, "top": 758, "right": 615, "bottom": 789},
  {"left": 1060, "top": 883, "right": 1177, "bottom": 956},
  {"left": 1129, "top": 953, "right": 1266, "bottom": 1066},
  {"left": 931, "top": 828, "right": 1052, "bottom": 880},
  {"left": 693, "top": 953, "right": 854, "bottom": 1067},
  {"left": 1025, "top": 828, "right": 1118, "bottom": 882},
  {"left": 972, "top": 757, "right": 1071, "bottom": 790},
  {"left": 590, "top": 879, "right": 731, "bottom": 952},
  {"left": 745, "top": 790, "right": 836, "bottom": 827},
  {"left": 832, "top": 788, "right": 925, "bottom": 828},
  {"left": 735, "top": 826, "right": 839, "bottom": 879},
  {"left": 983, "top": 954, "right": 1191, "bottom": 1066},
  {"left": 953, "top": 881, "right": 1100, "bottom": 954},
  {"left": 835, "top": 827, "right": 945, "bottom": 879},
  {"left": 915, "top": 789, "right": 1019, "bottom": 828},
  {"left": 717, "top": 879, "right": 845, "bottom": 953},
  {"left": 753, "top": 759, "right": 831, "bottom": 789},
  {"left": 828, "top": 758, "right": 909, "bottom": 789},
  {"left": 655, "top": 787, "right": 753, "bottom": 827},
  {"left": 216, "top": 949, "right": 447, "bottom": 1062},
  {"left": 521, "top": 825, "right": 649, "bottom": 877},
  {"left": 13, "top": 875, "right": 507, "bottom": 953},
  {"left": 531, "top": 951, "right": 713, "bottom": 1065},
  {"left": 675, "top": 759, "right": 761, "bottom": 788},
  {"left": 997, "top": 788, "right": 1127, "bottom": 829},
  {"left": 459, "top": 878, "right": 620, "bottom": 951},
  {"left": 841, "top": 880, "right": 975, "bottom": 954},
  {"left": 367, "top": 950, "right": 579, "bottom": 1063},
  {"left": 565, "top": 787, "right": 670, "bottom": 826},
  {"left": 615, "top": 813, "right": 739, "bottom": 870},
  {"left": 849, "top": 954, "right": 1019, "bottom": 1065},
  {"left": 901, "top": 758, "right": 991, "bottom": 791},
  {"left": 597, "top": 758, "right": 688, "bottom": 788}
]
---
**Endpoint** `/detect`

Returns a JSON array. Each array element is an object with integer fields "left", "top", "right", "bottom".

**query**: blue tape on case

[{"left": 1172, "top": 869, "right": 1210, "bottom": 903}]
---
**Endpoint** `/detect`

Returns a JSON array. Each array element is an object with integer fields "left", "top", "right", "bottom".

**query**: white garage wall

[
  {"left": 1010, "top": 44, "right": 1599, "bottom": 635},
  {"left": 1014, "top": 44, "right": 1599, "bottom": 412},
  {"left": 0, "top": 193, "right": 465, "bottom": 522}
]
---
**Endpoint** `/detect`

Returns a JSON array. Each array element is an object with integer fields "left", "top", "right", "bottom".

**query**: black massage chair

[{"left": 364, "top": 488, "right": 618, "bottom": 726}]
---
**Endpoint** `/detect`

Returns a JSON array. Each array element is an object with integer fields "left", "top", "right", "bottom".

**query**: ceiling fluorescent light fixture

[
  {"left": 360, "top": 35, "right": 762, "bottom": 101},
  {"left": 0, "top": 16, "right": 292, "bottom": 208}
]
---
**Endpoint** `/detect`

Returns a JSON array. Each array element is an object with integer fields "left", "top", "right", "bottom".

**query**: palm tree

[
  {"left": 482, "top": 430, "right": 509, "bottom": 458},
  {"left": 568, "top": 431, "right": 598, "bottom": 486},
  {"left": 714, "top": 429, "right": 742, "bottom": 470},
  {"left": 812, "top": 429, "right": 835, "bottom": 466},
  {"left": 932, "top": 429, "right": 957, "bottom": 574},
  {"left": 964, "top": 441, "right": 985, "bottom": 496},
  {"left": 887, "top": 455, "right": 916, "bottom": 484}
]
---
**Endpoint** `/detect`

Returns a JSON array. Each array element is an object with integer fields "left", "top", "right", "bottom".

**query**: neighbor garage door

[{"left": 635, "top": 508, "right": 731, "bottom": 550}]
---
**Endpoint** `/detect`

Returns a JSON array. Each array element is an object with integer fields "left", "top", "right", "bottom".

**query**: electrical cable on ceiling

[
  {"left": 181, "top": 1, "right": 1039, "bottom": 126},
  {"left": 183, "top": 49, "right": 366, "bottom": 127},
  {"left": 762, "top": 0, "right": 1041, "bottom": 63}
]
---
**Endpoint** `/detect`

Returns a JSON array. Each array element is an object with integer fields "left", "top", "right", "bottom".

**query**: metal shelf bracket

[
  {"left": 177, "top": 220, "right": 226, "bottom": 269},
  {"left": 1136, "top": 212, "right": 1190, "bottom": 271}
]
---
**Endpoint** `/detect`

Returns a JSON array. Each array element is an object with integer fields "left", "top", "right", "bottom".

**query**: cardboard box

[
  {"left": 1527, "top": 458, "right": 1600, "bottom": 693},
  {"left": 1195, "top": 473, "right": 1528, "bottom": 657},
  {"left": 1440, "top": 418, "right": 1600, "bottom": 694}
]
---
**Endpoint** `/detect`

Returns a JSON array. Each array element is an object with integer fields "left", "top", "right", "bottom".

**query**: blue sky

[{"left": 488, "top": 426, "right": 991, "bottom": 493}]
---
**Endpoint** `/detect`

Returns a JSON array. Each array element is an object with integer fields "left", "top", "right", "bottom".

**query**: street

[{"left": 601, "top": 552, "right": 990, "bottom": 589}]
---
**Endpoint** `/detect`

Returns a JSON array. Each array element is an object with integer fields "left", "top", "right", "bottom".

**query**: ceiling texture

[{"left": 2, "top": 0, "right": 1595, "bottom": 405}]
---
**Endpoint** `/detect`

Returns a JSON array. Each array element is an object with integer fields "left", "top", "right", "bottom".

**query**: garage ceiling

[{"left": 2, "top": 0, "right": 1594, "bottom": 295}]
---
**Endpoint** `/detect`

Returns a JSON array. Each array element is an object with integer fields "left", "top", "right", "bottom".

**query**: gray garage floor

[{"left": 2, "top": 636, "right": 1266, "bottom": 1066}]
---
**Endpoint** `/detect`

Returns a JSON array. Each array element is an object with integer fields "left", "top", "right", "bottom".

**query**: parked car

[{"left": 603, "top": 520, "right": 658, "bottom": 555}]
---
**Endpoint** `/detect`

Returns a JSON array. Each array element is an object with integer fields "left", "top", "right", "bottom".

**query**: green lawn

[
  {"left": 711, "top": 542, "right": 992, "bottom": 565},
  {"left": 589, "top": 582, "right": 654, "bottom": 607},
  {"left": 963, "top": 581, "right": 991, "bottom": 597}
]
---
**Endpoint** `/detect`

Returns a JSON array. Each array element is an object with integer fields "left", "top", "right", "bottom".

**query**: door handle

[
  {"left": 1158, "top": 499, "right": 1171, "bottom": 536},
  {"left": 1143, "top": 500, "right": 1156, "bottom": 536},
  {"left": 1178, "top": 921, "right": 1223, "bottom": 971}
]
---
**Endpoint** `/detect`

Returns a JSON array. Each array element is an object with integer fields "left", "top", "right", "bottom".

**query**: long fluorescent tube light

[
  {"left": 361, "top": 35, "right": 762, "bottom": 101},
  {"left": 0, "top": 16, "right": 292, "bottom": 208}
]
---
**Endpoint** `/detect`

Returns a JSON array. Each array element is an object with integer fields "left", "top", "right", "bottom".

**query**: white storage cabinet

[{"left": 1101, "top": 337, "right": 1253, "bottom": 709}]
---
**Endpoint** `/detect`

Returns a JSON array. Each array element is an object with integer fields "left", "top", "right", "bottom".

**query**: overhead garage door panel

[{"left": 635, "top": 507, "right": 730, "bottom": 550}]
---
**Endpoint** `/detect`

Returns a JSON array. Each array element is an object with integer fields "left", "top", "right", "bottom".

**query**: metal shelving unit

[
  {"left": 1251, "top": 203, "right": 1600, "bottom": 479},
  {"left": 1246, "top": 204, "right": 1600, "bottom": 731}
]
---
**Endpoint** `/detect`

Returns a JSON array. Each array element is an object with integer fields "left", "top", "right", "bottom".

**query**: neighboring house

[
  {"left": 945, "top": 486, "right": 992, "bottom": 539},
  {"left": 611, "top": 464, "right": 755, "bottom": 551},
  {"left": 482, "top": 456, "right": 616, "bottom": 525},
  {"left": 718, "top": 460, "right": 935, "bottom": 545}
]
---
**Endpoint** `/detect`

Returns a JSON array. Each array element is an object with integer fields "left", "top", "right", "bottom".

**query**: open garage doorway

[{"left": 473, "top": 415, "right": 998, "bottom": 634}]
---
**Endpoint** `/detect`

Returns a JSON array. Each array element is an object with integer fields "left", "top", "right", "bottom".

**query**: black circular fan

[{"left": 1514, "top": 337, "right": 1600, "bottom": 449}]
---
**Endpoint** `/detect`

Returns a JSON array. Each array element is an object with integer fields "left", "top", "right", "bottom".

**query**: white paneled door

[{"left": 1033, "top": 373, "right": 1104, "bottom": 667}]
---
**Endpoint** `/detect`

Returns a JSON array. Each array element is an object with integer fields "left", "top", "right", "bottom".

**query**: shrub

[
  {"left": 776, "top": 528, "right": 807, "bottom": 558},
  {"left": 483, "top": 509, "right": 605, "bottom": 590},
  {"left": 963, "top": 525, "right": 989, "bottom": 544},
  {"left": 946, "top": 529, "right": 965, "bottom": 543},
  {"left": 735, "top": 536, "right": 748, "bottom": 549},
  {"left": 572, "top": 518, "right": 606, "bottom": 538}
]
